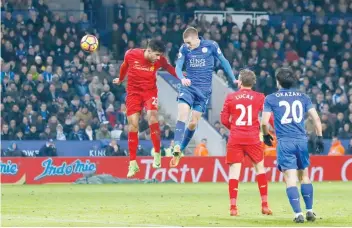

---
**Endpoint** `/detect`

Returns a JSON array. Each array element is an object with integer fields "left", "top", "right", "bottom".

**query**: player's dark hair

[
  {"left": 276, "top": 67, "right": 296, "bottom": 89},
  {"left": 239, "top": 69, "right": 256, "bottom": 87},
  {"left": 147, "top": 39, "right": 166, "bottom": 53},
  {"left": 183, "top": 27, "right": 198, "bottom": 38}
]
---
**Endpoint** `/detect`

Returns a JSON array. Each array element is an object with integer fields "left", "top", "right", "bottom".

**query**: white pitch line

[{"left": 2, "top": 215, "right": 181, "bottom": 227}]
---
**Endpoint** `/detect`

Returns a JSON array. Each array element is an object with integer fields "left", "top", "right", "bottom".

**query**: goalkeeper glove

[
  {"left": 316, "top": 136, "right": 324, "bottom": 154},
  {"left": 263, "top": 134, "right": 274, "bottom": 146}
]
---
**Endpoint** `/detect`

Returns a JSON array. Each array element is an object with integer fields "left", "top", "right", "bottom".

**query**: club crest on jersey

[
  {"left": 150, "top": 66, "right": 155, "bottom": 71},
  {"left": 178, "top": 53, "right": 182, "bottom": 59},
  {"left": 202, "top": 47, "right": 208, "bottom": 53}
]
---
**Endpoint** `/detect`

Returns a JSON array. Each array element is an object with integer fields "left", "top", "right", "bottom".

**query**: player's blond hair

[
  {"left": 239, "top": 69, "right": 256, "bottom": 87},
  {"left": 183, "top": 27, "right": 198, "bottom": 39}
]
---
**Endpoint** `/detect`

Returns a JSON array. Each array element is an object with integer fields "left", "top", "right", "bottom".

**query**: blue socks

[
  {"left": 286, "top": 187, "right": 302, "bottom": 213},
  {"left": 174, "top": 121, "right": 186, "bottom": 146},
  {"left": 174, "top": 121, "right": 196, "bottom": 151},
  {"left": 301, "top": 183, "right": 313, "bottom": 210},
  {"left": 180, "top": 128, "right": 195, "bottom": 151}
]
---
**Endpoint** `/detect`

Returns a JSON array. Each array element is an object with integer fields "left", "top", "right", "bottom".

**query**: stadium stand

[{"left": 1, "top": 0, "right": 351, "bottom": 156}]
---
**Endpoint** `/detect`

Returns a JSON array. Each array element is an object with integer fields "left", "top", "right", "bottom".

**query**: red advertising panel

[{"left": 1, "top": 156, "right": 352, "bottom": 184}]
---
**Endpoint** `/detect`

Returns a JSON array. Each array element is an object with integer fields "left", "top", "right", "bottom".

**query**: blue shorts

[
  {"left": 277, "top": 139, "right": 310, "bottom": 172},
  {"left": 177, "top": 86, "right": 210, "bottom": 113}
]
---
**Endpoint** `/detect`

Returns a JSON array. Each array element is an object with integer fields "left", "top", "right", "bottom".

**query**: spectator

[
  {"left": 3, "top": 141, "right": 26, "bottom": 157},
  {"left": 214, "top": 121, "right": 221, "bottom": 132},
  {"left": 338, "top": 123, "right": 352, "bottom": 139},
  {"left": 38, "top": 139, "right": 57, "bottom": 157},
  {"left": 105, "top": 139, "right": 125, "bottom": 156},
  {"left": 40, "top": 126, "right": 55, "bottom": 140},
  {"left": 328, "top": 137, "right": 346, "bottom": 156},
  {"left": 348, "top": 139, "right": 352, "bottom": 155},
  {"left": 14, "top": 130, "right": 25, "bottom": 141},
  {"left": 1, "top": 123, "right": 11, "bottom": 140},
  {"left": 85, "top": 125, "right": 95, "bottom": 140},
  {"left": 119, "top": 125, "right": 128, "bottom": 140},
  {"left": 26, "top": 125, "right": 39, "bottom": 140},
  {"left": 117, "top": 103, "right": 127, "bottom": 125},
  {"left": 194, "top": 138, "right": 209, "bottom": 156},
  {"left": 219, "top": 127, "right": 228, "bottom": 142},
  {"left": 75, "top": 105, "right": 93, "bottom": 124},
  {"left": 95, "top": 122, "right": 111, "bottom": 140},
  {"left": 89, "top": 76, "right": 103, "bottom": 97},
  {"left": 68, "top": 125, "right": 81, "bottom": 140},
  {"left": 111, "top": 124, "right": 123, "bottom": 140},
  {"left": 113, "top": 0, "right": 126, "bottom": 26},
  {"left": 161, "top": 125, "right": 174, "bottom": 140},
  {"left": 56, "top": 124, "right": 67, "bottom": 141},
  {"left": 137, "top": 144, "right": 148, "bottom": 156}
]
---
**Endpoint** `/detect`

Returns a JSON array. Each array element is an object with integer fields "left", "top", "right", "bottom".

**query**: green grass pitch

[{"left": 1, "top": 182, "right": 352, "bottom": 227}]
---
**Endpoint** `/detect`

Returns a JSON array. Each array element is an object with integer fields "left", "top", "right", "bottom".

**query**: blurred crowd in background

[{"left": 1, "top": 0, "right": 352, "bottom": 156}]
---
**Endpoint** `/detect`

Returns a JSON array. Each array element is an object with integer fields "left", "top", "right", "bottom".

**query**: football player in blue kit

[
  {"left": 261, "top": 68, "right": 324, "bottom": 223},
  {"left": 170, "top": 27, "right": 237, "bottom": 167}
]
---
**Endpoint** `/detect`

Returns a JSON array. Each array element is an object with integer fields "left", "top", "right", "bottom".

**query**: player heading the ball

[
  {"left": 113, "top": 39, "right": 189, "bottom": 178},
  {"left": 221, "top": 69, "right": 272, "bottom": 217},
  {"left": 261, "top": 67, "right": 324, "bottom": 223},
  {"left": 170, "top": 27, "right": 237, "bottom": 167}
]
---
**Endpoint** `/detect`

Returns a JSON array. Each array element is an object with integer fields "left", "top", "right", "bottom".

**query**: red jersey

[
  {"left": 220, "top": 88, "right": 265, "bottom": 145},
  {"left": 119, "top": 49, "right": 177, "bottom": 92}
]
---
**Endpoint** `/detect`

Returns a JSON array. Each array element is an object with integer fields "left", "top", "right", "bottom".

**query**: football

[{"left": 80, "top": 34, "right": 99, "bottom": 53}]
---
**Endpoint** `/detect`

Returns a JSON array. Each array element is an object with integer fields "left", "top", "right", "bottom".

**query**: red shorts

[
  {"left": 226, "top": 143, "right": 264, "bottom": 164},
  {"left": 126, "top": 89, "right": 158, "bottom": 116}
]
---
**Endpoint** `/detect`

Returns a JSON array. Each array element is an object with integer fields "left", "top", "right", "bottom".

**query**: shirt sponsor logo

[
  {"left": 189, "top": 58, "right": 206, "bottom": 68},
  {"left": 133, "top": 63, "right": 154, "bottom": 72}
]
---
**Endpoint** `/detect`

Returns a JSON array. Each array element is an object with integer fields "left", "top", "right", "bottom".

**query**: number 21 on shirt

[{"left": 235, "top": 104, "right": 252, "bottom": 126}]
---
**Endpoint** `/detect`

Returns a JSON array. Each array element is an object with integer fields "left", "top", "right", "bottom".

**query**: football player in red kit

[
  {"left": 220, "top": 69, "right": 273, "bottom": 216},
  {"left": 113, "top": 39, "right": 190, "bottom": 178}
]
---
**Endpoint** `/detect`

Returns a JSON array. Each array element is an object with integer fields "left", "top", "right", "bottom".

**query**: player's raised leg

[
  {"left": 298, "top": 168, "right": 316, "bottom": 221},
  {"left": 147, "top": 109, "right": 162, "bottom": 168},
  {"left": 180, "top": 109, "right": 202, "bottom": 151},
  {"left": 145, "top": 92, "right": 162, "bottom": 168},
  {"left": 126, "top": 112, "right": 140, "bottom": 178},
  {"left": 170, "top": 102, "right": 191, "bottom": 167}
]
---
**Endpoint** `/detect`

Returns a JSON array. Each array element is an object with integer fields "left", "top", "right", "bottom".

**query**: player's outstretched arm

[
  {"left": 175, "top": 49, "right": 185, "bottom": 79},
  {"left": 212, "top": 42, "right": 237, "bottom": 84},
  {"left": 217, "top": 55, "right": 237, "bottom": 83},
  {"left": 160, "top": 56, "right": 178, "bottom": 78},
  {"left": 175, "top": 48, "right": 191, "bottom": 86},
  {"left": 220, "top": 94, "right": 231, "bottom": 129},
  {"left": 308, "top": 108, "right": 324, "bottom": 153},
  {"left": 160, "top": 56, "right": 189, "bottom": 85},
  {"left": 113, "top": 52, "right": 130, "bottom": 84}
]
